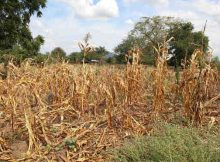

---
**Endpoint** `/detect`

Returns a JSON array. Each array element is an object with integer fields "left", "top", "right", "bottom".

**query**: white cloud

[
  {"left": 30, "top": 15, "right": 130, "bottom": 53},
  {"left": 57, "top": 0, "right": 119, "bottom": 20},
  {"left": 125, "top": 19, "right": 135, "bottom": 25},
  {"left": 194, "top": 0, "right": 220, "bottom": 20},
  {"left": 30, "top": 14, "right": 80, "bottom": 53},
  {"left": 124, "top": 0, "right": 169, "bottom": 6}
]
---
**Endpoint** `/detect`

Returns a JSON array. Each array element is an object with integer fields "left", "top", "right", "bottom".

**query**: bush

[
  {"left": 32, "top": 54, "right": 48, "bottom": 65},
  {"left": 112, "top": 123, "right": 220, "bottom": 162}
]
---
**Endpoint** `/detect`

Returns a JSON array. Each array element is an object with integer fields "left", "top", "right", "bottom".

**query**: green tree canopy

[
  {"left": 68, "top": 52, "right": 83, "bottom": 63},
  {"left": 68, "top": 46, "right": 109, "bottom": 63},
  {"left": 86, "top": 46, "right": 108, "bottom": 61},
  {"left": 114, "top": 16, "right": 209, "bottom": 66},
  {"left": 168, "top": 22, "right": 209, "bottom": 66},
  {"left": 0, "top": 35, "right": 45, "bottom": 65},
  {"left": 0, "top": 0, "right": 46, "bottom": 50},
  {"left": 51, "top": 47, "right": 66, "bottom": 61}
]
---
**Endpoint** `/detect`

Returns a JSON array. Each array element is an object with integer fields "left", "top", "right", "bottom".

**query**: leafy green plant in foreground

[{"left": 112, "top": 123, "right": 220, "bottom": 162}]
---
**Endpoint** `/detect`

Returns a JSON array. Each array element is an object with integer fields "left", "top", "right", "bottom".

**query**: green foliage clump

[
  {"left": 64, "top": 138, "right": 77, "bottom": 151},
  {"left": 0, "top": 0, "right": 46, "bottom": 64},
  {"left": 68, "top": 46, "right": 109, "bottom": 63},
  {"left": 32, "top": 54, "right": 48, "bottom": 65},
  {"left": 112, "top": 123, "right": 220, "bottom": 162},
  {"left": 68, "top": 52, "right": 83, "bottom": 63},
  {"left": 50, "top": 47, "right": 66, "bottom": 61},
  {"left": 0, "top": 0, "right": 46, "bottom": 51},
  {"left": 106, "top": 56, "right": 117, "bottom": 64}
]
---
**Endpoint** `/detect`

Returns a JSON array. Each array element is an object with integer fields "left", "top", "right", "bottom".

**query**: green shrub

[
  {"left": 33, "top": 54, "right": 48, "bottom": 64},
  {"left": 112, "top": 123, "right": 220, "bottom": 162}
]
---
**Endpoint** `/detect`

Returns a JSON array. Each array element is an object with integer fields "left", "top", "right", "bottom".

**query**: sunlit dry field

[{"left": 0, "top": 46, "right": 220, "bottom": 161}]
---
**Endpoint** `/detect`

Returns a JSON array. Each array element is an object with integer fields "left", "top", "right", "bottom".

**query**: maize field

[{"left": 0, "top": 41, "right": 220, "bottom": 161}]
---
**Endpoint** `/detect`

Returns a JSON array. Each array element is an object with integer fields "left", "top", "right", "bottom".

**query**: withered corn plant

[
  {"left": 125, "top": 47, "right": 145, "bottom": 105},
  {"left": 181, "top": 49, "right": 219, "bottom": 125},
  {"left": 78, "top": 33, "right": 93, "bottom": 67},
  {"left": 152, "top": 38, "right": 173, "bottom": 117},
  {"left": 78, "top": 33, "right": 94, "bottom": 113}
]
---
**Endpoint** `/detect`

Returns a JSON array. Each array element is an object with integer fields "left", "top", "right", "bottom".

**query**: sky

[{"left": 30, "top": 0, "right": 220, "bottom": 57}]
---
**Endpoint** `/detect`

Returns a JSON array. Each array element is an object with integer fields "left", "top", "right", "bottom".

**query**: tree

[
  {"left": 95, "top": 46, "right": 108, "bottom": 55},
  {"left": 114, "top": 16, "right": 175, "bottom": 64},
  {"left": 106, "top": 56, "right": 117, "bottom": 64},
  {"left": 68, "top": 46, "right": 109, "bottom": 64},
  {"left": 86, "top": 46, "right": 108, "bottom": 61},
  {"left": 68, "top": 52, "right": 83, "bottom": 63},
  {"left": 51, "top": 47, "right": 66, "bottom": 61},
  {"left": 168, "top": 22, "right": 209, "bottom": 66},
  {"left": 26, "top": 35, "right": 45, "bottom": 56},
  {"left": 114, "top": 34, "right": 154, "bottom": 64},
  {"left": 0, "top": 0, "right": 46, "bottom": 51},
  {"left": 131, "top": 16, "right": 175, "bottom": 47},
  {"left": 114, "top": 35, "right": 140, "bottom": 63},
  {"left": 114, "top": 16, "right": 209, "bottom": 66}
]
